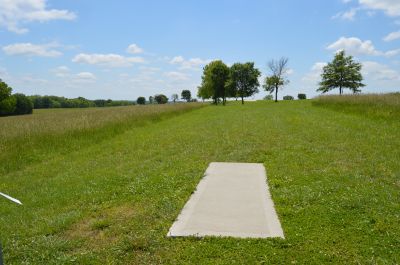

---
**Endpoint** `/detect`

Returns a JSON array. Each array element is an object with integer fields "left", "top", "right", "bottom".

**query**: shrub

[
  {"left": 264, "top": 95, "right": 273, "bottom": 100},
  {"left": 0, "top": 96, "right": 16, "bottom": 116},
  {"left": 298, "top": 93, "right": 307, "bottom": 100},
  {"left": 154, "top": 94, "right": 168, "bottom": 104},
  {"left": 13, "top": 93, "right": 33, "bottom": 115},
  {"left": 137, "top": 97, "right": 146, "bottom": 105},
  {"left": 283, "top": 95, "right": 294, "bottom": 100},
  {"left": 0, "top": 79, "right": 16, "bottom": 116}
]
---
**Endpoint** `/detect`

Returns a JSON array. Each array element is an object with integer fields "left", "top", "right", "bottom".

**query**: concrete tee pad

[{"left": 168, "top": 162, "right": 284, "bottom": 238}]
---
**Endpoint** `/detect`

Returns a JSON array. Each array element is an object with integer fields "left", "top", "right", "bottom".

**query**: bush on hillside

[
  {"left": 298, "top": 93, "right": 307, "bottom": 100},
  {"left": 0, "top": 96, "right": 16, "bottom": 116},
  {"left": 264, "top": 95, "right": 273, "bottom": 100},
  {"left": 137, "top": 97, "right": 146, "bottom": 105},
  {"left": 154, "top": 94, "right": 168, "bottom": 104},
  {"left": 283, "top": 95, "right": 294, "bottom": 100}
]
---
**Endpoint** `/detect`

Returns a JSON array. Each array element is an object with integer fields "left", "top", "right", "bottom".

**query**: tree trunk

[
  {"left": 339, "top": 86, "right": 342, "bottom": 95},
  {"left": 241, "top": 96, "right": 244, "bottom": 105},
  {"left": 275, "top": 86, "right": 278, "bottom": 102}
]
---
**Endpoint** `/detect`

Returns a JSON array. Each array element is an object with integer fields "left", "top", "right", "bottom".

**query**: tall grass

[
  {"left": 312, "top": 93, "right": 400, "bottom": 120},
  {"left": 0, "top": 103, "right": 204, "bottom": 175}
]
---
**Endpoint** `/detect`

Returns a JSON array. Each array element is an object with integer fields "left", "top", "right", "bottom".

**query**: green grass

[
  {"left": 0, "top": 103, "right": 203, "bottom": 175},
  {"left": 312, "top": 93, "right": 400, "bottom": 120},
  {"left": 1, "top": 100, "right": 399, "bottom": 264}
]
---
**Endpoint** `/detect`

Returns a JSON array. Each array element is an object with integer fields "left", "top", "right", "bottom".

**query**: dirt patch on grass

[{"left": 64, "top": 203, "right": 136, "bottom": 250}]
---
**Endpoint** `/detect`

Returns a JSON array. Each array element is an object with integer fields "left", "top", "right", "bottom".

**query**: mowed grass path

[{"left": 1, "top": 101, "right": 399, "bottom": 264}]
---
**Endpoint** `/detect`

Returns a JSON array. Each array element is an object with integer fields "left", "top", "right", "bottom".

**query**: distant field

[
  {"left": 313, "top": 93, "right": 400, "bottom": 120},
  {"left": 0, "top": 100, "right": 399, "bottom": 264}
]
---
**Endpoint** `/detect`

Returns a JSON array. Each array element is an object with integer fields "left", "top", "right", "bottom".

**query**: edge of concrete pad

[{"left": 167, "top": 162, "right": 285, "bottom": 239}]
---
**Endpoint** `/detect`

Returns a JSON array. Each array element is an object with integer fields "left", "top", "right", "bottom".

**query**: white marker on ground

[
  {"left": 168, "top": 162, "right": 284, "bottom": 238},
  {"left": 0, "top": 192, "right": 22, "bottom": 205}
]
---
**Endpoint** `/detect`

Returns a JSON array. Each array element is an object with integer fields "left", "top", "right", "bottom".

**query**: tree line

[
  {"left": 136, "top": 89, "right": 196, "bottom": 105},
  {"left": 197, "top": 59, "right": 291, "bottom": 104},
  {"left": 197, "top": 51, "right": 364, "bottom": 104},
  {"left": 29, "top": 95, "right": 135, "bottom": 109}
]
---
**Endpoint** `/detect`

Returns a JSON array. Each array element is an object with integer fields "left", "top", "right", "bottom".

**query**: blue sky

[{"left": 0, "top": 0, "right": 399, "bottom": 100}]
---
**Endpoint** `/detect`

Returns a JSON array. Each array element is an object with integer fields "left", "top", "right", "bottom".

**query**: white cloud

[
  {"left": 72, "top": 53, "right": 145, "bottom": 67},
  {"left": 332, "top": 8, "right": 359, "bottom": 20},
  {"left": 74, "top": 72, "right": 96, "bottom": 82},
  {"left": 164, "top": 71, "right": 190, "bottom": 81},
  {"left": 327, "top": 37, "right": 380, "bottom": 56},
  {"left": 335, "top": 0, "right": 400, "bottom": 22},
  {"left": 0, "top": 0, "right": 76, "bottom": 34},
  {"left": 301, "top": 62, "right": 327, "bottom": 84},
  {"left": 169, "top": 56, "right": 211, "bottom": 69},
  {"left": 362, "top": 61, "right": 400, "bottom": 81},
  {"left": 383, "top": 30, "right": 400, "bottom": 42},
  {"left": 2, "top": 42, "right": 62, "bottom": 57},
  {"left": 384, "top": 49, "right": 400, "bottom": 57},
  {"left": 170, "top": 56, "right": 185, "bottom": 64},
  {"left": 327, "top": 37, "right": 400, "bottom": 57},
  {"left": 51, "top": 65, "right": 70, "bottom": 77},
  {"left": 359, "top": 0, "right": 400, "bottom": 17},
  {"left": 126, "top": 44, "right": 143, "bottom": 54}
]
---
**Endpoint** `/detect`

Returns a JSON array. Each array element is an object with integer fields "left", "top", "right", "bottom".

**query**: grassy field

[
  {"left": 313, "top": 93, "right": 400, "bottom": 120},
  {"left": 0, "top": 103, "right": 203, "bottom": 176},
  {"left": 1, "top": 100, "right": 399, "bottom": 264}
]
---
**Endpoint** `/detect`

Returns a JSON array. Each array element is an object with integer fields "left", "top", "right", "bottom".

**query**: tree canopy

[
  {"left": 0, "top": 79, "right": 33, "bottom": 116},
  {"left": 228, "top": 62, "right": 261, "bottom": 104},
  {"left": 318, "top": 50, "right": 364, "bottom": 95},
  {"left": 181, "top": 90, "right": 192, "bottom": 102},
  {"left": 197, "top": 60, "right": 261, "bottom": 104},
  {"left": 154, "top": 94, "right": 168, "bottom": 104},
  {"left": 137, "top": 97, "right": 146, "bottom": 105},
  {"left": 197, "top": 60, "right": 230, "bottom": 105}
]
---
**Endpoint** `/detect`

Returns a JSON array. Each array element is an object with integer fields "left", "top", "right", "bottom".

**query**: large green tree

[
  {"left": 228, "top": 62, "right": 261, "bottom": 104},
  {"left": 263, "top": 57, "right": 290, "bottom": 102},
  {"left": 198, "top": 60, "right": 230, "bottom": 105},
  {"left": 318, "top": 50, "right": 365, "bottom": 95}
]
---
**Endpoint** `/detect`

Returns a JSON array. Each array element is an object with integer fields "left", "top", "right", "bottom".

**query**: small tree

[
  {"left": 13, "top": 93, "right": 33, "bottom": 114},
  {"left": 181, "top": 90, "right": 191, "bottom": 102},
  {"left": 229, "top": 62, "right": 261, "bottom": 104},
  {"left": 298, "top": 93, "right": 306, "bottom": 100},
  {"left": 148, "top": 96, "right": 154, "bottom": 104},
  {"left": 263, "top": 57, "right": 290, "bottom": 102},
  {"left": 318, "top": 50, "right": 365, "bottom": 95},
  {"left": 154, "top": 94, "right": 168, "bottom": 104},
  {"left": 171, "top": 94, "right": 179, "bottom": 103},
  {"left": 137, "top": 96, "right": 146, "bottom": 105}
]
